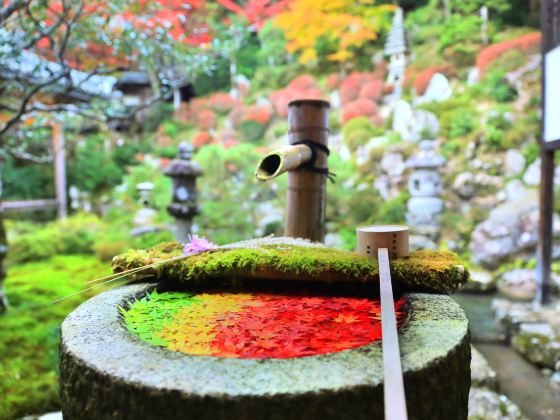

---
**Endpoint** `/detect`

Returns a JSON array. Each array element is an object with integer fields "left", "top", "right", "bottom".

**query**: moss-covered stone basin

[{"left": 59, "top": 283, "right": 470, "bottom": 420}]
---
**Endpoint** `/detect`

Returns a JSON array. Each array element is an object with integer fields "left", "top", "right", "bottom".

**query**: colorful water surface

[{"left": 121, "top": 291, "right": 408, "bottom": 359}]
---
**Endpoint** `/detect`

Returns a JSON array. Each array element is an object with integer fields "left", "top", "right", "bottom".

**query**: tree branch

[
  {"left": 0, "top": 0, "right": 27, "bottom": 24},
  {"left": 0, "top": 74, "right": 66, "bottom": 139}
]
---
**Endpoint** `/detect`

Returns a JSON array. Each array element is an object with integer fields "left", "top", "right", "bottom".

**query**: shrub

[
  {"left": 476, "top": 32, "right": 540, "bottom": 75},
  {"left": 341, "top": 98, "right": 378, "bottom": 123},
  {"left": 484, "top": 126, "right": 507, "bottom": 151},
  {"left": 342, "top": 117, "right": 383, "bottom": 152},
  {"left": 162, "top": 121, "right": 180, "bottom": 138},
  {"left": 288, "top": 75, "right": 317, "bottom": 91},
  {"left": 449, "top": 111, "right": 477, "bottom": 138},
  {"left": 192, "top": 131, "right": 212, "bottom": 148},
  {"left": 94, "top": 239, "right": 128, "bottom": 262},
  {"left": 195, "top": 109, "right": 216, "bottom": 130},
  {"left": 326, "top": 73, "right": 341, "bottom": 90},
  {"left": 153, "top": 146, "right": 178, "bottom": 159},
  {"left": 339, "top": 72, "right": 375, "bottom": 105},
  {"left": 359, "top": 80, "right": 384, "bottom": 101},
  {"left": 329, "top": 111, "right": 342, "bottom": 134},
  {"left": 269, "top": 82, "right": 323, "bottom": 118},
  {"left": 227, "top": 104, "right": 246, "bottom": 128},
  {"left": 522, "top": 142, "right": 539, "bottom": 164},
  {"left": 439, "top": 15, "right": 481, "bottom": 53},
  {"left": 483, "top": 70, "right": 517, "bottom": 102},
  {"left": 8, "top": 214, "right": 104, "bottom": 264},
  {"left": 243, "top": 105, "right": 272, "bottom": 125},
  {"left": 240, "top": 120, "right": 267, "bottom": 143},
  {"left": 208, "top": 92, "right": 238, "bottom": 114}
]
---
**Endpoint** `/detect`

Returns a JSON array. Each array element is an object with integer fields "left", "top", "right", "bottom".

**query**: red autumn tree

[{"left": 216, "top": 0, "right": 291, "bottom": 30}]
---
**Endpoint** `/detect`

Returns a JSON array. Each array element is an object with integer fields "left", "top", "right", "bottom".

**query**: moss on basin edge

[{"left": 112, "top": 242, "right": 469, "bottom": 294}]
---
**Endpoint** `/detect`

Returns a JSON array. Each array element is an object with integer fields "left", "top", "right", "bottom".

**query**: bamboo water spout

[
  {"left": 255, "top": 99, "right": 330, "bottom": 242},
  {"left": 255, "top": 145, "right": 312, "bottom": 181}
]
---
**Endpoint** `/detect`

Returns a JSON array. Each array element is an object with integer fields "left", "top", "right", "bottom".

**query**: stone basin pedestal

[{"left": 60, "top": 282, "right": 470, "bottom": 420}]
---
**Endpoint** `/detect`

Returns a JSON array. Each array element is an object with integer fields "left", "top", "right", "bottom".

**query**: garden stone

[
  {"left": 498, "top": 269, "right": 560, "bottom": 301},
  {"left": 511, "top": 323, "right": 560, "bottom": 369},
  {"left": 469, "top": 190, "right": 560, "bottom": 269},
  {"left": 523, "top": 159, "right": 540, "bottom": 186},
  {"left": 505, "top": 150, "right": 526, "bottom": 177},
  {"left": 416, "top": 73, "right": 452, "bottom": 103},
  {"left": 461, "top": 270, "right": 496, "bottom": 293},
  {"left": 380, "top": 152, "right": 405, "bottom": 178},
  {"left": 496, "top": 180, "right": 527, "bottom": 203},
  {"left": 467, "top": 387, "right": 527, "bottom": 420},
  {"left": 470, "top": 346, "right": 499, "bottom": 391},
  {"left": 453, "top": 172, "right": 503, "bottom": 200},
  {"left": 60, "top": 285, "right": 470, "bottom": 420},
  {"left": 492, "top": 298, "right": 560, "bottom": 369},
  {"left": 551, "top": 372, "right": 560, "bottom": 387},
  {"left": 492, "top": 298, "right": 560, "bottom": 333},
  {"left": 392, "top": 100, "right": 439, "bottom": 142},
  {"left": 408, "top": 234, "right": 437, "bottom": 251},
  {"left": 467, "top": 68, "right": 479, "bottom": 86}
]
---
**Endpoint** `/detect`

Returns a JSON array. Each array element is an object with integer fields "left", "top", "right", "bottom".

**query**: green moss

[
  {"left": 113, "top": 243, "right": 469, "bottom": 294},
  {"left": 1, "top": 256, "right": 112, "bottom": 419}
]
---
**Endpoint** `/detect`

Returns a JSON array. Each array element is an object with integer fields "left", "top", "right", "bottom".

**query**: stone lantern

[
  {"left": 132, "top": 182, "right": 158, "bottom": 235},
  {"left": 406, "top": 140, "right": 446, "bottom": 238},
  {"left": 164, "top": 142, "right": 203, "bottom": 242},
  {"left": 384, "top": 7, "right": 407, "bottom": 100}
]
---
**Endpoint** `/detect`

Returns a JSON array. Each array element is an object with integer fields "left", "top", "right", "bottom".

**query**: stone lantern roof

[
  {"left": 163, "top": 142, "right": 203, "bottom": 177},
  {"left": 406, "top": 140, "right": 446, "bottom": 169},
  {"left": 384, "top": 7, "right": 407, "bottom": 56}
]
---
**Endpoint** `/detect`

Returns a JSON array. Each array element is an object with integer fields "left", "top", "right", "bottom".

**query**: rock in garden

[
  {"left": 523, "top": 158, "right": 560, "bottom": 186},
  {"left": 417, "top": 73, "right": 452, "bottom": 103},
  {"left": 492, "top": 298, "right": 560, "bottom": 369},
  {"left": 453, "top": 172, "right": 503, "bottom": 200},
  {"left": 461, "top": 270, "right": 497, "bottom": 293},
  {"left": 511, "top": 323, "right": 560, "bottom": 369},
  {"left": 471, "top": 346, "right": 499, "bottom": 390},
  {"left": 392, "top": 100, "right": 439, "bottom": 142},
  {"left": 468, "top": 387, "right": 527, "bottom": 420},
  {"left": 498, "top": 269, "right": 560, "bottom": 301},
  {"left": 469, "top": 190, "right": 560, "bottom": 269},
  {"left": 380, "top": 152, "right": 405, "bottom": 178},
  {"left": 505, "top": 150, "right": 526, "bottom": 177},
  {"left": 523, "top": 159, "right": 540, "bottom": 186}
]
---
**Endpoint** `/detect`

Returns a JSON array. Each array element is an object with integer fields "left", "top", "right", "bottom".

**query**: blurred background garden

[{"left": 1, "top": 0, "right": 559, "bottom": 419}]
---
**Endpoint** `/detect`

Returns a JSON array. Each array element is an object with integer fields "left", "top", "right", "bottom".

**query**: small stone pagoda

[
  {"left": 406, "top": 140, "right": 446, "bottom": 239},
  {"left": 384, "top": 7, "right": 407, "bottom": 100}
]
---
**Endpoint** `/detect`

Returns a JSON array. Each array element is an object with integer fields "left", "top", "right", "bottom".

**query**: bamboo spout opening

[{"left": 255, "top": 144, "right": 312, "bottom": 181}]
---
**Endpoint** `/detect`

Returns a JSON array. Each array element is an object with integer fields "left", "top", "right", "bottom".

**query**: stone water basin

[{"left": 59, "top": 238, "right": 470, "bottom": 420}]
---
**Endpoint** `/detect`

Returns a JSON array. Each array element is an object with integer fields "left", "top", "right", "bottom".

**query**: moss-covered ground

[
  {"left": 0, "top": 256, "right": 111, "bottom": 419},
  {"left": 113, "top": 242, "right": 469, "bottom": 294}
]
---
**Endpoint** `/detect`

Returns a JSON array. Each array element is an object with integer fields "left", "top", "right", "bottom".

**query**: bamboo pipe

[
  {"left": 255, "top": 99, "right": 330, "bottom": 242},
  {"left": 255, "top": 145, "right": 312, "bottom": 181}
]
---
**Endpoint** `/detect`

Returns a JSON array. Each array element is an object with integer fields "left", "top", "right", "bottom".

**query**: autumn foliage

[
  {"left": 274, "top": 0, "right": 395, "bottom": 63},
  {"left": 269, "top": 75, "right": 323, "bottom": 117},
  {"left": 342, "top": 98, "right": 378, "bottom": 123},
  {"left": 124, "top": 291, "right": 408, "bottom": 358},
  {"left": 476, "top": 32, "right": 541, "bottom": 75},
  {"left": 216, "top": 0, "right": 290, "bottom": 30},
  {"left": 411, "top": 64, "right": 456, "bottom": 95}
]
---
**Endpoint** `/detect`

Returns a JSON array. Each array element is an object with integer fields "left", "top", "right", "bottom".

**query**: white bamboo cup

[{"left": 356, "top": 225, "right": 410, "bottom": 260}]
